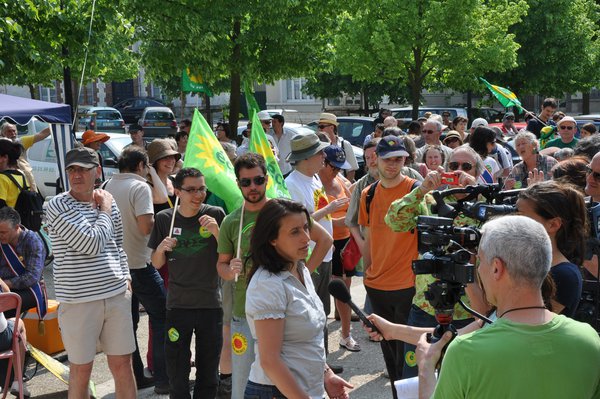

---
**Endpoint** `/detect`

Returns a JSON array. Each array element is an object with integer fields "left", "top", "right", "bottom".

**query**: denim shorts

[
  {"left": 244, "top": 381, "right": 287, "bottom": 399},
  {"left": 0, "top": 320, "right": 14, "bottom": 351}
]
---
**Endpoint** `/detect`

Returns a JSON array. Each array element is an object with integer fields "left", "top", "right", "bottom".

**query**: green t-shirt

[
  {"left": 543, "top": 137, "right": 579, "bottom": 150},
  {"left": 217, "top": 206, "right": 259, "bottom": 318},
  {"left": 433, "top": 315, "right": 600, "bottom": 398}
]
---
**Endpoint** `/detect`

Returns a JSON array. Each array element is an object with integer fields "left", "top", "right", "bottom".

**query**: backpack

[
  {"left": 365, "top": 179, "right": 421, "bottom": 224},
  {"left": 2, "top": 171, "right": 44, "bottom": 231}
]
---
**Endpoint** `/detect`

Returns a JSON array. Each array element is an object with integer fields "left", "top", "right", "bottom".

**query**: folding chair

[{"left": 0, "top": 293, "right": 23, "bottom": 399}]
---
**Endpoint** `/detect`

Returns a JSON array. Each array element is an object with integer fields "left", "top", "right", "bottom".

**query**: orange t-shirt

[
  {"left": 327, "top": 175, "right": 351, "bottom": 241},
  {"left": 358, "top": 178, "right": 418, "bottom": 291}
]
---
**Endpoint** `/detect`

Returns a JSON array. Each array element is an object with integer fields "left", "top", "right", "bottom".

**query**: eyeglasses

[
  {"left": 422, "top": 129, "right": 437, "bottom": 134},
  {"left": 238, "top": 176, "right": 266, "bottom": 187},
  {"left": 448, "top": 161, "right": 474, "bottom": 172},
  {"left": 179, "top": 186, "right": 207, "bottom": 194},
  {"left": 559, "top": 125, "right": 576, "bottom": 130},
  {"left": 318, "top": 124, "right": 333, "bottom": 129},
  {"left": 66, "top": 166, "right": 95, "bottom": 174},
  {"left": 586, "top": 166, "right": 600, "bottom": 182}
]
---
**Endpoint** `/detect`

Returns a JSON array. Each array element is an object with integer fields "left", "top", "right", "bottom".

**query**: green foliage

[
  {"left": 0, "top": 0, "right": 138, "bottom": 96},
  {"left": 334, "top": 0, "right": 526, "bottom": 115},
  {"left": 489, "top": 0, "right": 600, "bottom": 97}
]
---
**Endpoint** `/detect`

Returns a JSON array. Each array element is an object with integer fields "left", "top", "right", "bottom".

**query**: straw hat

[
  {"left": 147, "top": 138, "right": 182, "bottom": 164},
  {"left": 286, "top": 133, "right": 329, "bottom": 162}
]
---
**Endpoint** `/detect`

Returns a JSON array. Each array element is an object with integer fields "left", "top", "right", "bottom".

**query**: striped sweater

[{"left": 46, "top": 192, "right": 129, "bottom": 303}]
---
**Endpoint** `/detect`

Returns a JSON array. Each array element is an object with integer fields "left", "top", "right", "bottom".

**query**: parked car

[
  {"left": 27, "top": 132, "right": 132, "bottom": 198},
  {"left": 113, "top": 97, "right": 165, "bottom": 124},
  {"left": 138, "top": 107, "right": 178, "bottom": 138},
  {"left": 306, "top": 116, "right": 375, "bottom": 148},
  {"left": 77, "top": 106, "right": 126, "bottom": 133},
  {"left": 390, "top": 106, "right": 468, "bottom": 128},
  {"left": 468, "top": 107, "right": 504, "bottom": 123}
]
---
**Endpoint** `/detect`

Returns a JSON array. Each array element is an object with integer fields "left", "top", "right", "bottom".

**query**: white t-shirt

[
  {"left": 285, "top": 171, "right": 333, "bottom": 262},
  {"left": 479, "top": 156, "right": 501, "bottom": 184}
]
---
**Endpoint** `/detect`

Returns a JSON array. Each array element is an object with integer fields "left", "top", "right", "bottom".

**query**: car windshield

[
  {"left": 96, "top": 110, "right": 121, "bottom": 120},
  {"left": 146, "top": 112, "right": 173, "bottom": 120}
]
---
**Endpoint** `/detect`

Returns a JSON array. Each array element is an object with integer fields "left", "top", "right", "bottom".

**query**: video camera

[{"left": 412, "top": 183, "right": 521, "bottom": 342}]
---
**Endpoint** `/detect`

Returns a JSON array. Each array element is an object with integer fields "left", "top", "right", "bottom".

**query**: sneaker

[
  {"left": 216, "top": 375, "right": 232, "bottom": 399},
  {"left": 154, "top": 384, "right": 170, "bottom": 395},
  {"left": 339, "top": 335, "right": 361, "bottom": 352},
  {"left": 10, "top": 380, "right": 31, "bottom": 397}
]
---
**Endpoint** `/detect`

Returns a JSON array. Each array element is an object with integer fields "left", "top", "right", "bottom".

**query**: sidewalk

[{"left": 26, "top": 269, "right": 393, "bottom": 398}]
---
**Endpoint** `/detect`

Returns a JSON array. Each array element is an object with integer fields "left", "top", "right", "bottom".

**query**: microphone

[{"left": 328, "top": 279, "right": 382, "bottom": 335}]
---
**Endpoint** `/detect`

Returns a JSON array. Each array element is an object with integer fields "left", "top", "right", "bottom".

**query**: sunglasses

[
  {"left": 239, "top": 176, "right": 266, "bottom": 187},
  {"left": 422, "top": 129, "right": 437, "bottom": 134},
  {"left": 318, "top": 124, "right": 333, "bottom": 129},
  {"left": 559, "top": 125, "right": 576, "bottom": 130},
  {"left": 180, "top": 186, "right": 207, "bottom": 194},
  {"left": 448, "top": 161, "right": 474, "bottom": 172},
  {"left": 586, "top": 166, "right": 600, "bottom": 182}
]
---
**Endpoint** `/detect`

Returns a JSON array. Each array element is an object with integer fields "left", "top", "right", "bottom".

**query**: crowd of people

[{"left": 0, "top": 101, "right": 598, "bottom": 399}]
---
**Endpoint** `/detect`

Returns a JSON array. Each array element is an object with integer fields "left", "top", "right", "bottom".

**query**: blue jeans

[
  {"left": 402, "top": 305, "right": 473, "bottom": 379},
  {"left": 130, "top": 264, "right": 168, "bottom": 385},
  {"left": 231, "top": 316, "right": 255, "bottom": 399},
  {"left": 244, "top": 381, "right": 286, "bottom": 399},
  {"left": 165, "top": 307, "right": 223, "bottom": 399}
]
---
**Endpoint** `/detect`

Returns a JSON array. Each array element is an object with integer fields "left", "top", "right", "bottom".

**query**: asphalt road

[{"left": 24, "top": 268, "right": 394, "bottom": 398}]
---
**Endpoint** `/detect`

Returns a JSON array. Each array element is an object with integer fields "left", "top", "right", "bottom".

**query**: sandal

[{"left": 339, "top": 335, "right": 361, "bottom": 352}]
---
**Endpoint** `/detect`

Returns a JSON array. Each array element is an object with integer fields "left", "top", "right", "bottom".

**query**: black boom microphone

[{"left": 328, "top": 279, "right": 382, "bottom": 335}]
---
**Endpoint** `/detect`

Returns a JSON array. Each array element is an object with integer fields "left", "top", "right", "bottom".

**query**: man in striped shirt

[{"left": 46, "top": 147, "right": 136, "bottom": 398}]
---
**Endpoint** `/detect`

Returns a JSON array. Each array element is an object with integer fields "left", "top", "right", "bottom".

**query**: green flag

[
  {"left": 243, "top": 81, "right": 260, "bottom": 119},
  {"left": 184, "top": 109, "right": 242, "bottom": 211},
  {"left": 182, "top": 69, "right": 213, "bottom": 96},
  {"left": 249, "top": 111, "right": 291, "bottom": 199},
  {"left": 480, "top": 78, "right": 522, "bottom": 110}
]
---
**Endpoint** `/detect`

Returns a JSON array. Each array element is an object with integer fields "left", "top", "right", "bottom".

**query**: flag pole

[
  {"left": 168, "top": 196, "right": 180, "bottom": 238},
  {"left": 234, "top": 202, "right": 245, "bottom": 283}
]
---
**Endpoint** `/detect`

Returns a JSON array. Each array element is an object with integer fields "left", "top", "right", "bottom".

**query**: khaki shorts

[{"left": 58, "top": 290, "right": 135, "bottom": 364}]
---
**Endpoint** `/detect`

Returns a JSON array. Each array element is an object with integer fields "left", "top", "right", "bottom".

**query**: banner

[
  {"left": 184, "top": 109, "right": 242, "bottom": 211},
  {"left": 182, "top": 69, "right": 213, "bottom": 96}
]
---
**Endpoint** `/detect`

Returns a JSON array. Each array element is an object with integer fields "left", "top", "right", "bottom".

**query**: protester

[
  {"left": 500, "top": 111, "right": 519, "bottom": 136},
  {"left": 416, "top": 215, "right": 600, "bottom": 398},
  {"left": 318, "top": 113, "right": 359, "bottom": 182},
  {"left": 420, "top": 145, "right": 445, "bottom": 177},
  {"left": 0, "top": 122, "right": 50, "bottom": 192},
  {"left": 127, "top": 124, "right": 147, "bottom": 150},
  {"left": 468, "top": 127, "right": 500, "bottom": 183},
  {"left": 148, "top": 167, "right": 225, "bottom": 397},
  {"left": 363, "top": 123, "right": 385, "bottom": 147},
  {"left": 285, "top": 132, "right": 343, "bottom": 372},
  {"left": 270, "top": 114, "right": 296, "bottom": 176},
  {"left": 580, "top": 122, "right": 597, "bottom": 139},
  {"left": 175, "top": 131, "right": 188, "bottom": 159},
  {"left": 81, "top": 130, "right": 110, "bottom": 184},
  {"left": 385, "top": 145, "right": 486, "bottom": 378},
  {"left": 452, "top": 116, "right": 468, "bottom": 141},
  {"left": 526, "top": 97, "right": 558, "bottom": 138},
  {"left": 357, "top": 136, "right": 421, "bottom": 397},
  {"left": 551, "top": 156, "right": 589, "bottom": 193},
  {"left": 147, "top": 139, "right": 180, "bottom": 214},
  {"left": 415, "top": 120, "right": 452, "bottom": 163},
  {"left": 103, "top": 146, "right": 168, "bottom": 393},
  {"left": 216, "top": 123, "right": 236, "bottom": 147},
  {"left": 0, "top": 207, "right": 46, "bottom": 318},
  {"left": 506, "top": 131, "right": 557, "bottom": 189},
  {"left": 217, "top": 153, "right": 331, "bottom": 398},
  {"left": 244, "top": 199, "right": 353, "bottom": 399},
  {"left": 517, "top": 180, "right": 585, "bottom": 317},
  {"left": 442, "top": 130, "right": 463, "bottom": 149},
  {"left": 46, "top": 147, "right": 136, "bottom": 398},
  {"left": 543, "top": 116, "right": 579, "bottom": 150},
  {"left": 0, "top": 140, "right": 27, "bottom": 208},
  {"left": 318, "top": 145, "right": 360, "bottom": 352},
  {"left": 179, "top": 119, "right": 192, "bottom": 134}
]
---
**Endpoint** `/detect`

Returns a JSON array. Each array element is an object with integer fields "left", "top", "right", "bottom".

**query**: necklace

[{"left": 499, "top": 306, "right": 546, "bottom": 318}]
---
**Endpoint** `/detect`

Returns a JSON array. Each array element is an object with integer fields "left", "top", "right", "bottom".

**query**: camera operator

[
  {"left": 385, "top": 145, "right": 489, "bottom": 379},
  {"left": 417, "top": 215, "right": 600, "bottom": 399},
  {"left": 584, "top": 152, "right": 600, "bottom": 278}
]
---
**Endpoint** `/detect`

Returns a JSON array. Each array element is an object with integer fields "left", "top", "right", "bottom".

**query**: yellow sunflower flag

[{"left": 184, "top": 109, "right": 243, "bottom": 211}]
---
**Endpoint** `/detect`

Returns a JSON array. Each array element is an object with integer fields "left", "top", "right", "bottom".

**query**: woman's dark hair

[
  {"left": 468, "top": 126, "right": 496, "bottom": 158},
  {"left": 217, "top": 122, "right": 231, "bottom": 139},
  {"left": 0, "top": 139, "right": 22, "bottom": 166},
  {"left": 519, "top": 180, "right": 588, "bottom": 265},
  {"left": 246, "top": 198, "right": 312, "bottom": 283},
  {"left": 581, "top": 122, "right": 597, "bottom": 135},
  {"left": 452, "top": 116, "right": 468, "bottom": 127},
  {"left": 551, "top": 155, "right": 588, "bottom": 192}
]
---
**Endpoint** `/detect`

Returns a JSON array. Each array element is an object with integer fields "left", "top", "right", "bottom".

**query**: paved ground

[{"left": 23, "top": 268, "right": 394, "bottom": 398}]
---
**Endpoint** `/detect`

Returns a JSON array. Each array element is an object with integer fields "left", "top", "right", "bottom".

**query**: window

[
  {"left": 285, "top": 78, "right": 313, "bottom": 101},
  {"left": 78, "top": 82, "right": 95, "bottom": 105},
  {"left": 38, "top": 85, "right": 57, "bottom": 102}
]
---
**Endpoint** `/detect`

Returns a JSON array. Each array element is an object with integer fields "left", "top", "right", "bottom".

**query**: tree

[
  {"left": 333, "top": 0, "right": 527, "bottom": 119},
  {"left": 489, "top": 0, "right": 600, "bottom": 98},
  {"left": 0, "top": 0, "right": 138, "bottom": 110},
  {"left": 124, "top": 0, "right": 337, "bottom": 130}
]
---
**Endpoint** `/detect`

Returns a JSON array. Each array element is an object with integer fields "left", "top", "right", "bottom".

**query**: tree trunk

[
  {"left": 228, "top": 19, "right": 242, "bottom": 139},
  {"left": 467, "top": 91, "right": 472, "bottom": 120},
  {"left": 28, "top": 84, "right": 36, "bottom": 99},
  {"left": 583, "top": 91, "right": 590, "bottom": 115},
  {"left": 410, "top": 81, "right": 421, "bottom": 120},
  {"left": 204, "top": 93, "right": 212, "bottom": 126}
]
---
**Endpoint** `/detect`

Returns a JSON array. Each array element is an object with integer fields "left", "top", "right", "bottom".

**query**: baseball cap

[
  {"left": 324, "top": 145, "right": 351, "bottom": 169},
  {"left": 65, "top": 147, "right": 100, "bottom": 169},
  {"left": 129, "top": 124, "right": 143, "bottom": 133},
  {"left": 557, "top": 116, "right": 577, "bottom": 127},
  {"left": 376, "top": 135, "right": 409, "bottom": 159},
  {"left": 257, "top": 110, "right": 272, "bottom": 121},
  {"left": 471, "top": 118, "right": 488, "bottom": 129}
]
